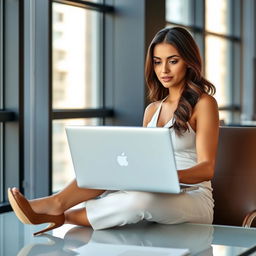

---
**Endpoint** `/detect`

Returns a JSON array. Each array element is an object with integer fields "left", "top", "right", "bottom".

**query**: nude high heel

[{"left": 8, "top": 188, "right": 65, "bottom": 236}]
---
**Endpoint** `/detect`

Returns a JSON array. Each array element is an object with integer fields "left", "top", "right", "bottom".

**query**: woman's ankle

[{"left": 30, "top": 194, "right": 64, "bottom": 216}]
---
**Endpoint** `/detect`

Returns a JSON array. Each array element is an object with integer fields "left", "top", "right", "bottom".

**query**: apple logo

[{"left": 117, "top": 152, "right": 128, "bottom": 167}]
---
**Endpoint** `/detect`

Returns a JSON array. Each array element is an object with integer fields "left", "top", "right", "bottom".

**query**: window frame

[
  {"left": 0, "top": 0, "right": 22, "bottom": 212},
  {"left": 51, "top": 0, "right": 114, "bottom": 120},
  {"left": 50, "top": 0, "right": 114, "bottom": 192}
]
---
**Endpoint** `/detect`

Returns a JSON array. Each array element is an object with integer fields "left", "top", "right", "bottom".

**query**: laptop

[{"left": 65, "top": 126, "right": 198, "bottom": 194}]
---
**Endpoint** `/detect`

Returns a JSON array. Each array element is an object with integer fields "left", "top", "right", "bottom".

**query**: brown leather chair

[{"left": 212, "top": 126, "right": 256, "bottom": 227}]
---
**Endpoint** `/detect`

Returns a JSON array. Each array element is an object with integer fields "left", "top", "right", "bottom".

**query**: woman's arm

[{"left": 178, "top": 94, "right": 219, "bottom": 184}]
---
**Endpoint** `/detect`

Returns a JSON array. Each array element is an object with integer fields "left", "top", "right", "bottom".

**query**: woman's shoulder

[
  {"left": 196, "top": 94, "right": 218, "bottom": 110},
  {"left": 143, "top": 100, "right": 161, "bottom": 126},
  {"left": 192, "top": 93, "right": 219, "bottom": 121},
  {"left": 145, "top": 100, "right": 161, "bottom": 113}
]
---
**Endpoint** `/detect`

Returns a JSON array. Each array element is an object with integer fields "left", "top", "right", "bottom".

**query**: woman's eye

[
  {"left": 153, "top": 61, "right": 161, "bottom": 65},
  {"left": 169, "top": 60, "right": 178, "bottom": 64}
]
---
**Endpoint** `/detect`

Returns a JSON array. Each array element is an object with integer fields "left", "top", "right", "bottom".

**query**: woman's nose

[{"left": 162, "top": 62, "right": 170, "bottom": 73}]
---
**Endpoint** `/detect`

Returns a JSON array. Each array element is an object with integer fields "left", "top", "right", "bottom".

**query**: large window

[
  {"left": 51, "top": 1, "right": 113, "bottom": 192},
  {"left": 0, "top": 0, "right": 20, "bottom": 210},
  {"left": 166, "top": 0, "right": 241, "bottom": 125}
]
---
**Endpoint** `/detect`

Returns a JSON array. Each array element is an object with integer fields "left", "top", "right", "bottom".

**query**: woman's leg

[
  {"left": 82, "top": 189, "right": 213, "bottom": 230},
  {"left": 65, "top": 208, "right": 91, "bottom": 226},
  {"left": 142, "top": 189, "right": 214, "bottom": 225},
  {"left": 12, "top": 179, "right": 105, "bottom": 216}
]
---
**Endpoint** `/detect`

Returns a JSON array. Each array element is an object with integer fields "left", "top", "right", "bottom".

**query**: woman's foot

[
  {"left": 8, "top": 188, "right": 65, "bottom": 236},
  {"left": 11, "top": 187, "right": 63, "bottom": 216}
]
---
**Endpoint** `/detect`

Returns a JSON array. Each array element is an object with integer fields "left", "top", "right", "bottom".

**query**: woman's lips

[{"left": 161, "top": 76, "right": 173, "bottom": 82}]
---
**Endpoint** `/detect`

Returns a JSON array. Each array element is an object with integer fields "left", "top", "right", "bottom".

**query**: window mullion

[
  {"left": 0, "top": 0, "right": 3, "bottom": 110},
  {"left": 52, "top": 108, "right": 114, "bottom": 120},
  {"left": 0, "top": 111, "right": 16, "bottom": 122},
  {"left": 53, "top": 0, "right": 114, "bottom": 13}
]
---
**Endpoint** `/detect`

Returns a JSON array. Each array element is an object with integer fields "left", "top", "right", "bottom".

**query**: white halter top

[{"left": 147, "top": 98, "right": 211, "bottom": 189}]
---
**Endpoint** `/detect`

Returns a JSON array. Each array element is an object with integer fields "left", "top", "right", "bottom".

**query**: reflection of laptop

[{"left": 66, "top": 126, "right": 198, "bottom": 194}]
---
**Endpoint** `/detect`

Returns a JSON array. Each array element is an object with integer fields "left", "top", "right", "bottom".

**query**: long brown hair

[{"left": 145, "top": 27, "right": 215, "bottom": 135}]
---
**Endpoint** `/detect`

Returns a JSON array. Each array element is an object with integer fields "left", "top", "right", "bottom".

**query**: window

[
  {"left": 166, "top": 0, "right": 241, "bottom": 125},
  {"left": 52, "top": 2, "right": 102, "bottom": 110},
  {"left": 0, "top": 0, "right": 20, "bottom": 210},
  {"left": 51, "top": 1, "right": 113, "bottom": 192},
  {"left": 166, "top": 0, "right": 192, "bottom": 26}
]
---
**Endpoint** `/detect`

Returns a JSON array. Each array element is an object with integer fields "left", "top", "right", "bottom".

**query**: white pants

[{"left": 85, "top": 188, "right": 214, "bottom": 230}]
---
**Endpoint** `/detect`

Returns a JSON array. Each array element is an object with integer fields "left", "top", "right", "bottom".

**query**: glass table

[{"left": 1, "top": 211, "right": 256, "bottom": 255}]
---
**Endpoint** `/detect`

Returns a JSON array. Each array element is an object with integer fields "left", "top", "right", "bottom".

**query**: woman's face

[{"left": 153, "top": 43, "right": 187, "bottom": 90}]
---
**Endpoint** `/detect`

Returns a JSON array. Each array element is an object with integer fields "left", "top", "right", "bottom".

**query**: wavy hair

[{"left": 145, "top": 27, "right": 216, "bottom": 135}]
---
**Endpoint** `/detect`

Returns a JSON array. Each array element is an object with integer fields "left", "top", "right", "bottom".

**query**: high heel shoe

[{"left": 8, "top": 188, "right": 65, "bottom": 236}]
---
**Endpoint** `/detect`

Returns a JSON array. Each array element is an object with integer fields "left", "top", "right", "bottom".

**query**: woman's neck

[{"left": 167, "top": 87, "right": 183, "bottom": 103}]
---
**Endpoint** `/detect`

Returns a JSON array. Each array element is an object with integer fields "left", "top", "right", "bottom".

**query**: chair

[{"left": 212, "top": 126, "right": 256, "bottom": 227}]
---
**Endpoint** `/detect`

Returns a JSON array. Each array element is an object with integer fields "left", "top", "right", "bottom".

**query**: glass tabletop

[{"left": 1, "top": 212, "right": 256, "bottom": 255}]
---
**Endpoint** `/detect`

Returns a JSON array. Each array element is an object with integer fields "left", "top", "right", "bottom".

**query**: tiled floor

[{"left": 1, "top": 211, "right": 256, "bottom": 255}]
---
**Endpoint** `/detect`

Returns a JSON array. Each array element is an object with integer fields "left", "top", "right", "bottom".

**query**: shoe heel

[{"left": 33, "top": 222, "right": 63, "bottom": 236}]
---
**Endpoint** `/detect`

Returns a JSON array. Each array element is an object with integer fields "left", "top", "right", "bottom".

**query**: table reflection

[{"left": 17, "top": 222, "right": 214, "bottom": 255}]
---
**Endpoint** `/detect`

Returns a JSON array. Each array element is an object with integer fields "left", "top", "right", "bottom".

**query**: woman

[{"left": 8, "top": 27, "right": 219, "bottom": 236}]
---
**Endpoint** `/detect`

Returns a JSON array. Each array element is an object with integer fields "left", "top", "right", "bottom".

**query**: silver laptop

[{"left": 65, "top": 126, "right": 197, "bottom": 194}]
